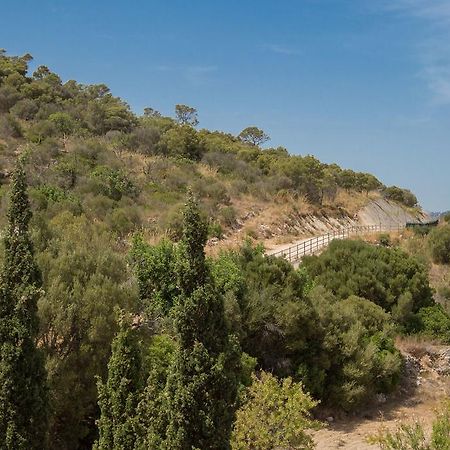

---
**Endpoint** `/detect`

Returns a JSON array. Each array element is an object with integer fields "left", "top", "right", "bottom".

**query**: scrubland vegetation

[{"left": 0, "top": 49, "right": 448, "bottom": 449}]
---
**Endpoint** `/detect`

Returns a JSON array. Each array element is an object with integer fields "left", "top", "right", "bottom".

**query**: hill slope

[{"left": 0, "top": 49, "right": 419, "bottom": 246}]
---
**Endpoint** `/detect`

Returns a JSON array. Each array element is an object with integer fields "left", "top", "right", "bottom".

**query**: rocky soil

[{"left": 313, "top": 342, "right": 450, "bottom": 449}]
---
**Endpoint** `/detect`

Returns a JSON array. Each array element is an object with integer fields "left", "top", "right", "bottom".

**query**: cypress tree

[
  {"left": 94, "top": 311, "right": 142, "bottom": 450},
  {"left": 164, "top": 192, "right": 241, "bottom": 450},
  {"left": 0, "top": 159, "right": 48, "bottom": 449}
]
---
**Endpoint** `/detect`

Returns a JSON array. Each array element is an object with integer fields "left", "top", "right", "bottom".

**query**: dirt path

[{"left": 313, "top": 343, "right": 450, "bottom": 449}]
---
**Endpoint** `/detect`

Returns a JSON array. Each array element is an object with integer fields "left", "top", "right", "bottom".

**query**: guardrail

[{"left": 269, "top": 223, "right": 404, "bottom": 263}]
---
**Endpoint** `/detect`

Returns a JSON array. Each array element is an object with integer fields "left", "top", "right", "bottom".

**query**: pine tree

[
  {"left": 94, "top": 311, "right": 142, "bottom": 450},
  {"left": 0, "top": 159, "right": 49, "bottom": 449},
  {"left": 164, "top": 192, "right": 242, "bottom": 450}
]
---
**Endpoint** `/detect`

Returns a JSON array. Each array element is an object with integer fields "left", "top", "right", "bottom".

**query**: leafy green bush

[
  {"left": 26, "top": 119, "right": 56, "bottom": 142},
  {"left": 378, "top": 233, "right": 391, "bottom": 247},
  {"left": 220, "top": 205, "right": 237, "bottom": 227},
  {"left": 231, "top": 372, "right": 320, "bottom": 450},
  {"left": 208, "top": 221, "right": 224, "bottom": 239},
  {"left": 91, "top": 166, "right": 137, "bottom": 200},
  {"left": 36, "top": 211, "right": 138, "bottom": 447},
  {"left": 383, "top": 185, "right": 418, "bottom": 207},
  {"left": 303, "top": 240, "right": 433, "bottom": 318},
  {"left": 0, "top": 113, "right": 22, "bottom": 138},
  {"left": 158, "top": 125, "right": 204, "bottom": 160},
  {"left": 310, "top": 290, "right": 402, "bottom": 409},
  {"left": 416, "top": 304, "right": 450, "bottom": 343},
  {"left": 129, "top": 235, "right": 178, "bottom": 316},
  {"left": 428, "top": 225, "right": 450, "bottom": 264}
]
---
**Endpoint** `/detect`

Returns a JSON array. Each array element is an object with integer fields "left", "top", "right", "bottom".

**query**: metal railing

[{"left": 269, "top": 223, "right": 404, "bottom": 263}]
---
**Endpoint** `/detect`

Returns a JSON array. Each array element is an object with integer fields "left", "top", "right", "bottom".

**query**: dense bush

[
  {"left": 416, "top": 304, "right": 450, "bottom": 343},
  {"left": 209, "top": 243, "right": 403, "bottom": 410},
  {"left": 383, "top": 185, "right": 418, "bottom": 207},
  {"left": 428, "top": 225, "right": 450, "bottom": 264},
  {"left": 302, "top": 239, "right": 434, "bottom": 318},
  {"left": 309, "top": 289, "right": 402, "bottom": 408},
  {"left": 35, "top": 212, "right": 138, "bottom": 447},
  {"left": 231, "top": 372, "right": 319, "bottom": 450}
]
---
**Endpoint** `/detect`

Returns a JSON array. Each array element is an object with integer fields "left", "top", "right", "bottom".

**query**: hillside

[
  {"left": 0, "top": 49, "right": 418, "bottom": 246},
  {"left": 2, "top": 49, "right": 449, "bottom": 450}
]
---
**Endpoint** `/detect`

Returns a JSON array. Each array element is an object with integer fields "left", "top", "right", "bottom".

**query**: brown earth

[{"left": 313, "top": 340, "right": 450, "bottom": 449}]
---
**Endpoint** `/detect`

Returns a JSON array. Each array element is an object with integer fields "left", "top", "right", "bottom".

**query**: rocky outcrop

[{"left": 357, "top": 198, "right": 429, "bottom": 228}]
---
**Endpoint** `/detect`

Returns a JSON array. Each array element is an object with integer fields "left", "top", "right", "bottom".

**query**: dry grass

[
  {"left": 331, "top": 189, "right": 379, "bottom": 215},
  {"left": 395, "top": 335, "right": 444, "bottom": 357}
]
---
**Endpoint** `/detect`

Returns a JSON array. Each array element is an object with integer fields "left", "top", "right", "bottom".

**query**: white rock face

[{"left": 357, "top": 198, "right": 429, "bottom": 228}]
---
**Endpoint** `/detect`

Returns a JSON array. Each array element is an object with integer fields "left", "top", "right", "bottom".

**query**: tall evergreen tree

[
  {"left": 164, "top": 192, "right": 242, "bottom": 450},
  {"left": 94, "top": 311, "right": 142, "bottom": 450},
  {"left": 0, "top": 158, "right": 48, "bottom": 449}
]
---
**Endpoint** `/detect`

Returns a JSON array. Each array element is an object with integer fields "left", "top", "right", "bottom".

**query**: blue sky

[{"left": 1, "top": 0, "right": 450, "bottom": 210}]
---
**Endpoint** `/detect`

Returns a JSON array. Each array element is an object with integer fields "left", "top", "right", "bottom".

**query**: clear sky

[{"left": 1, "top": 0, "right": 449, "bottom": 210}]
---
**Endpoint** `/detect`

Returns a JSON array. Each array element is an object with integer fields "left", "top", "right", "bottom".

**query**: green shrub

[
  {"left": 129, "top": 236, "right": 178, "bottom": 316},
  {"left": 309, "top": 290, "right": 402, "bottom": 409},
  {"left": 26, "top": 119, "right": 56, "bottom": 142},
  {"left": 231, "top": 372, "right": 320, "bottom": 450},
  {"left": 91, "top": 166, "right": 137, "bottom": 200},
  {"left": 157, "top": 125, "right": 204, "bottom": 160},
  {"left": 378, "top": 233, "right": 391, "bottom": 247},
  {"left": 416, "top": 304, "right": 450, "bottom": 343},
  {"left": 0, "top": 113, "right": 22, "bottom": 138},
  {"left": 303, "top": 239, "right": 433, "bottom": 317},
  {"left": 220, "top": 206, "right": 237, "bottom": 227},
  {"left": 208, "top": 221, "right": 224, "bottom": 239},
  {"left": 10, "top": 98, "right": 38, "bottom": 120},
  {"left": 428, "top": 225, "right": 450, "bottom": 264},
  {"left": 383, "top": 185, "right": 417, "bottom": 207},
  {"left": 48, "top": 111, "right": 76, "bottom": 135}
]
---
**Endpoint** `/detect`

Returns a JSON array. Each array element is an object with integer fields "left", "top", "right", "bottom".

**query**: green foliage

[
  {"left": 36, "top": 211, "right": 137, "bottom": 448},
  {"left": 235, "top": 244, "right": 317, "bottom": 375},
  {"left": 216, "top": 243, "right": 403, "bottom": 410},
  {"left": 129, "top": 235, "right": 178, "bottom": 316},
  {"left": 94, "top": 313, "right": 142, "bottom": 450},
  {"left": 379, "top": 233, "right": 391, "bottom": 247},
  {"left": 174, "top": 104, "right": 198, "bottom": 127},
  {"left": 175, "top": 192, "right": 209, "bottom": 295},
  {"left": 48, "top": 112, "right": 75, "bottom": 135},
  {"left": 91, "top": 166, "right": 137, "bottom": 200},
  {"left": 158, "top": 124, "right": 204, "bottom": 160},
  {"left": 135, "top": 334, "right": 176, "bottom": 449},
  {"left": 0, "top": 160, "right": 49, "bottom": 449},
  {"left": 383, "top": 186, "right": 418, "bottom": 207},
  {"left": 428, "top": 225, "right": 450, "bottom": 264},
  {"left": 303, "top": 240, "right": 433, "bottom": 318},
  {"left": 208, "top": 220, "right": 224, "bottom": 239},
  {"left": 231, "top": 372, "right": 320, "bottom": 450},
  {"left": 163, "top": 195, "right": 241, "bottom": 449},
  {"left": 310, "top": 291, "right": 402, "bottom": 409},
  {"left": 415, "top": 304, "right": 450, "bottom": 343},
  {"left": 238, "top": 126, "right": 270, "bottom": 146}
]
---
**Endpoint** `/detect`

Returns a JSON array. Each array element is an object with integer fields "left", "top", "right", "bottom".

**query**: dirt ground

[{"left": 313, "top": 342, "right": 450, "bottom": 449}]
